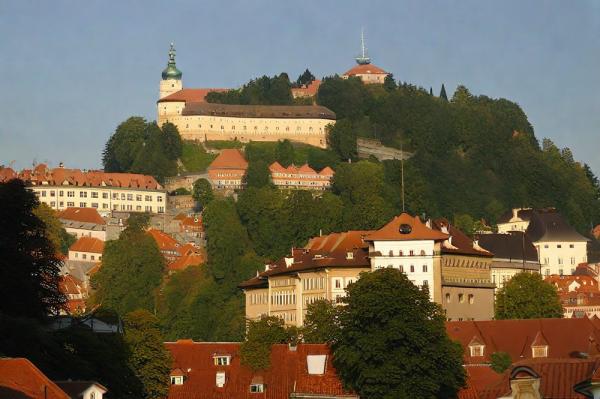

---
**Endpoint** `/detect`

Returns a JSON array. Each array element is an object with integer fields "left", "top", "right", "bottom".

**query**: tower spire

[
  {"left": 168, "top": 42, "right": 176, "bottom": 65},
  {"left": 355, "top": 28, "right": 371, "bottom": 65},
  {"left": 161, "top": 42, "right": 182, "bottom": 81}
]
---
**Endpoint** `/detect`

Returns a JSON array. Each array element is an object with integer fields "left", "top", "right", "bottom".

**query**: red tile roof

[
  {"left": 365, "top": 213, "right": 449, "bottom": 242},
  {"left": 58, "top": 207, "right": 106, "bottom": 225},
  {"left": 343, "top": 63, "right": 388, "bottom": 76},
  {"left": 269, "top": 162, "right": 334, "bottom": 179},
  {"left": 148, "top": 229, "right": 180, "bottom": 253},
  {"left": 168, "top": 253, "right": 205, "bottom": 272},
  {"left": 291, "top": 80, "right": 321, "bottom": 97},
  {"left": 165, "top": 342, "right": 356, "bottom": 399},
  {"left": 157, "top": 88, "right": 229, "bottom": 103},
  {"left": 546, "top": 275, "right": 599, "bottom": 294},
  {"left": 0, "top": 358, "right": 70, "bottom": 399},
  {"left": 208, "top": 149, "right": 248, "bottom": 171},
  {"left": 432, "top": 219, "right": 493, "bottom": 257},
  {"left": 69, "top": 236, "right": 104, "bottom": 254}
]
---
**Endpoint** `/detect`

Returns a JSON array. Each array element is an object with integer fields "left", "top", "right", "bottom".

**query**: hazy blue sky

[{"left": 1, "top": 1, "right": 599, "bottom": 174}]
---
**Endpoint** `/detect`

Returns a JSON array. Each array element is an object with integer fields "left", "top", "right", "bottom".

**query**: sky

[{"left": 1, "top": 0, "right": 599, "bottom": 174}]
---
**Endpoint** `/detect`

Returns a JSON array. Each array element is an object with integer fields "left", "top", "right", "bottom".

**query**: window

[
  {"left": 335, "top": 279, "right": 341, "bottom": 289},
  {"left": 571, "top": 257, "right": 576, "bottom": 265},
  {"left": 67, "top": 191, "right": 75, "bottom": 197},
  {"left": 59, "top": 190, "right": 64, "bottom": 197},
  {"left": 41, "top": 191, "right": 46, "bottom": 197},
  {"left": 216, "top": 371, "right": 226, "bottom": 387},
  {"left": 127, "top": 194, "right": 133, "bottom": 201},
  {"left": 559, "top": 269, "right": 563, "bottom": 276},
  {"left": 409, "top": 250, "right": 414, "bottom": 256},
  {"left": 82, "top": 254, "right": 87, "bottom": 260},
  {"left": 214, "top": 355, "right": 231, "bottom": 366},
  {"left": 570, "top": 244, "right": 575, "bottom": 248},
  {"left": 388, "top": 250, "right": 393, "bottom": 256},
  {"left": 420, "top": 250, "right": 426, "bottom": 256},
  {"left": 558, "top": 258, "right": 563, "bottom": 265},
  {"left": 468, "top": 294, "right": 474, "bottom": 304},
  {"left": 445, "top": 293, "right": 451, "bottom": 303},
  {"left": 410, "top": 265, "right": 414, "bottom": 273},
  {"left": 422, "top": 265, "right": 428, "bottom": 272},
  {"left": 422, "top": 280, "right": 428, "bottom": 287},
  {"left": 136, "top": 194, "right": 142, "bottom": 201},
  {"left": 79, "top": 202, "right": 86, "bottom": 207},
  {"left": 544, "top": 244, "right": 549, "bottom": 248},
  {"left": 532, "top": 346, "right": 548, "bottom": 358},
  {"left": 157, "top": 196, "right": 163, "bottom": 202},
  {"left": 91, "top": 192, "right": 98, "bottom": 198},
  {"left": 50, "top": 190, "right": 55, "bottom": 197},
  {"left": 91, "top": 203, "right": 98, "bottom": 208},
  {"left": 469, "top": 345, "right": 484, "bottom": 357},
  {"left": 250, "top": 384, "right": 264, "bottom": 393},
  {"left": 120, "top": 193, "right": 126, "bottom": 200},
  {"left": 399, "top": 265, "right": 404, "bottom": 273},
  {"left": 158, "top": 206, "right": 165, "bottom": 213},
  {"left": 112, "top": 193, "right": 118, "bottom": 200},
  {"left": 79, "top": 191, "right": 87, "bottom": 198},
  {"left": 459, "top": 293, "right": 465, "bottom": 303},
  {"left": 91, "top": 255, "right": 95, "bottom": 261},
  {"left": 557, "top": 244, "right": 562, "bottom": 249},
  {"left": 67, "top": 202, "right": 75, "bottom": 207},
  {"left": 102, "top": 192, "right": 108, "bottom": 199},
  {"left": 145, "top": 195, "right": 152, "bottom": 201}
]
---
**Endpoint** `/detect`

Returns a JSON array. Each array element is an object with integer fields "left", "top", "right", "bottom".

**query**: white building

[{"left": 496, "top": 208, "right": 533, "bottom": 233}]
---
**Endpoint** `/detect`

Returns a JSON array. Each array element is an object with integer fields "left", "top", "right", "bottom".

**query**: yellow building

[{"left": 156, "top": 44, "right": 335, "bottom": 148}]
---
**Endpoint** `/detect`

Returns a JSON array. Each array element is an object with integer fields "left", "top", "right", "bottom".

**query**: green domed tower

[{"left": 159, "top": 43, "right": 183, "bottom": 99}]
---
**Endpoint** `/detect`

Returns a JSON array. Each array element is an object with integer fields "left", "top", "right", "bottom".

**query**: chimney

[
  {"left": 264, "top": 264, "right": 270, "bottom": 272},
  {"left": 512, "top": 208, "right": 519, "bottom": 220}
]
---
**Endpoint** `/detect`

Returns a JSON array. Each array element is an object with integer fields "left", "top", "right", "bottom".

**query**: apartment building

[{"left": 269, "top": 162, "right": 334, "bottom": 190}]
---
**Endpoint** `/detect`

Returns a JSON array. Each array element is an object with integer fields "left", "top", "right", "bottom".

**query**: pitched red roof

[
  {"left": 69, "top": 237, "right": 104, "bottom": 254},
  {"left": 546, "top": 275, "right": 599, "bottom": 294},
  {"left": 58, "top": 207, "right": 106, "bottom": 225},
  {"left": 165, "top": 342, "right": 356, "bottom": 399},
  {"left": 365, "top": 213, "right": 449, "bottom": 242},
  {"left": 208, "top": 149, "right": 248, "bottom": 170},
  {"left": 343, "top": 63, "right": 388, "bottom": 76},
  {"left": 291, "top": 80, "right": 321, "bottom": 97},
  {"left": 147, "top": 229, "right": 180, "bottom": 252},
  {"left": 432, "top": 219, "right": 493, "bottom": 257},
  {"left": 157, "top": 88, "right": 228, "bottom": 103},
  {"left": 0, "top": 358, "right": 70, "bottom": 399},
  {"left": 168, "top": 253, "right": 205, "bottom": 272}
]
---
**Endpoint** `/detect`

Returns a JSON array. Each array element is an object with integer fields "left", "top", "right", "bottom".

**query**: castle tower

[{"left": 159, "top": 43, "right": 183, "bottom": 99}]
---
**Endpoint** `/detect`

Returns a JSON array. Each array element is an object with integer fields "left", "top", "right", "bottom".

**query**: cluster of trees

[
  {"left": 0, "top": 180, "right": 171, "bottom": 398},
  {"left": 206, "top": 73, "right": 293, "bottom": 105},
  {"left": 494, "top": 272, "right": 564, "bottom": 319},
  {"left": 102, "top": 117, "right": 182, "bottom": 182}
]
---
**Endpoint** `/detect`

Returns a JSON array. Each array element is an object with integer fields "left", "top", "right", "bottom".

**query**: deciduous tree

[{"left": 495, "top": 272, "right": 563, "bottom": 319}]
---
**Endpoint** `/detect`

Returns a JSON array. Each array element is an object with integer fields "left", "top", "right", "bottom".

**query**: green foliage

[
  {"left": 490, "top": 351, "right": 512, "bottom": 373},
  {"left": 240, "top": 316, "right": 297, "bottom": 371},
  {"left": 333, "top": 268, "right": 466, "bottom": 399},
  {"left": 317, "top": 76, "right": 369, "bottom": 120},
  {"left": 383, "top": 74, "right": 397, "bottom": 92},
  {"left": 453, "top": 214, "right": 475, "bottom": 237},
  {"left": 0, "top": 180, "right": 65, "bottom": 319},
  {"left": 439, "top": 83, "right": 448, "bottom": 101},
  {"left": 327, "top": 119, "right": 357, "bottom": 161},
  {"left": 91, "top": 222, "right": 164, "bottom": 315},
  {"left": 179, "top": 141, "right": 216, "bottom": 173},
  {"left": 102, "top": 117, "right": 183, "bottom": 182},
  {"left": 205, "top": 139, "right": 245, "bottom": 149},
  {"left": 244, "top": 159, "right": 272, "bottom": 188},
  {"left": 170, "top": 187, "right": 191, "bottom": 196},
  {"left": 296, "top": 68, "right": 316, "bottom": 87},
  {"left": 192, "top": 178, "right": 214, "bottom": 211},
  {"left": 302, "top": 299, "right": 339, "bottom": 344},
  {"left": 206, "top": 73, "right": 293, "bottom": 105},
  {"left": 495, "top": 272, "right": 564, "bottom": 319},
  {"left": 123, "top": 310, "right": 171, "bottom": 399},
  {"left": 33, "top": 203, "right": 76, "bottom": 255}
]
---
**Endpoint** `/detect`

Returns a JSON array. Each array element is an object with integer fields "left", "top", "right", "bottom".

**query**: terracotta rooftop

[
  {"left": 546, "top": 275, "right": 599, "bottom": 294},
  {"left": 291, "top": 79, "right": 322, "bottom": 97},
  {"left": 269, "top": 162, "right": 333, "bottom": 177},
  {"left": 208, "top": 149, "right": 248, "bottom": 171},
  {"left": 165, "top": 342, "right": 356, "bottom": 399},
  {"left": 432, "top": 219, "right": 493, "bottom": 257},
  {"left": 147, "top": 229, "right": 180, "bottom": 253},
  {"left": 168, "top": 253, "right": 205, "bottom": 272},
  {"left": 498, "top": 208, "right": 534, "bottom": 225},
  {"left": 365, "top": 213, "right": 449, "bottom": 242},
  {"left": 69, "top": 237, "right": 104, "bottom": 254},
  {"left": 0, "top": 166, "right": 17, "bottom": 182},
  {"left": 58, "top": 207, "right": 106, "bottom": 225},
  {"left": 0, "top": 358, "right": 69, "bottom": 399},
  {"left": 182, "top": 102, "right": 336, "bottom": 120},
  {"left": 157, "top": 88, "right": 228, "bottom": 103},
  {"left": 54, "top": 381, "right": 107, "bottom": 398},
  {"left": 343, "top": 63, "right": 388, "bottom": 76}
]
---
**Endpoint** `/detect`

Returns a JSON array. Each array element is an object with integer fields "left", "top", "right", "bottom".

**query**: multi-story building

[
  {"left": 68, "top": 236, "right": 104, "bottom": 263},
  {"left": 156, "top": 44, "right": 335, "bottom": 148},
  {"left": 269, "top": 162, "right": 334, "bottom": 190},
  {"left": 0, "top": 164, "right": 166, "bottom": 216},
  {"left": 546, "top": 273, "right": 600, "bottom": 318},
  {"left": 240, "top": 213, "right": 497, "bottom": 326},
  {"left": 58, "top": 207, "right": 107, "bottom": 241},
  {"left": 476, "top": 231, "right": 541, "bottom": 291},
  {"left": 207, "top": 149, "right": 248, "bottom": 191}
]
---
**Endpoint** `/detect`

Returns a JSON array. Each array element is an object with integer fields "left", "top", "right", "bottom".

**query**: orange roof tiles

[
  {"left": 157, "top": 88, "right": 228, "bottom": 103},
  {"left": 165, "top": 342, "right": 355, "bottom": 399},
  {"left": 58, "top": 207, "right": 106, "bottom": 225},
  {"left": 291, "top": 79, "right": 321, "bottom": 97},
  {"left": 208, "top": 149, "right": 248, "bottom": 170},
  {"left": 343, "top": 63, "right": 388, "bottom": 76},
  {"left": 365, "top": 213, "right": 449, "bottom": 242},
  {"left": 269, "top": 162, "right": 334, "bottom": 178},
  {"left": 546, "top": 275, "right": 599, "bottom": 294},
  {"left": 69, "top": 237, "right": 104, "bottom": 254},
  {"left": 168, "top": 253, "right": 205, "bottom": 272},
  {"left": 0, "top": 358, "right": 70, "bottom": 399},
  {"left": 147, "top": 229, "right": 180, "bottom": 252}
]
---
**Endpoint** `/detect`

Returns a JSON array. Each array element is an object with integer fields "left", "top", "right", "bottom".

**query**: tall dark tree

[
  {"left": 383, "top": 74, "right": 397, "bottom": 92},
  {"left": 160, "top": 122, "right": 183, "bottom": 160},
  {"left": 103, "top": 117, "right": 146, "bottom": 172},
  {"left": 439, "top": 83, "right": 448, "bottom": 101},
  {"left": 0, "top": 180, "right": 66, "bottom": 319},
  {"left": 192, "top": 178, "right": 214, "bottom": 211},
  {"left": 276, "top": 139, "right": 295, "bottom": 167},
  {"left": 244, "top": 160, "right": 272, "bottom": 188},
  {"left": 327, "top": 119, "right": 357, "bottom": 161},
  {"left": 240, "top": 316, "right": 297, "bottom": 371},
  {"left": 296, "top": 68, "right": 316, "bottom": 87},
  {"left": 333, "top": 268, "right": 465, "bottom": 398}
]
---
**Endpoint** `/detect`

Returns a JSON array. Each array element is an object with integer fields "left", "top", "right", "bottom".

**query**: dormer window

[
  {"left": 214, "top": 355, "right": 231, "bottom": 366},
  {"left": 469, "top": 344, "right": 485, "bottom": 357},
  {"left": 346, "top": 252, "right": 354, "bottom": 260},
  {"left": 250, "top": 383, "right": 264, "bottom": 393},
  {"left": 532, "top": 346, "right": 548, "bottom": 358},
  {"left": 170, "top": 376, "right": 184, "bottom": 385}
]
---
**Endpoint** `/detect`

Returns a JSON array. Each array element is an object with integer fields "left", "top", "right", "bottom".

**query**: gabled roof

[
  {"left": 168, "top": 253, "right": 205, "bottom": 272},
  {"left": 291, "top": 79, "right": 322, "bottom": 97},
  {"left": 432, "top": 219, "right": 493, "bottom": 257},
  {"left": 475, "top": 232, "right": 539, "bottom": 262},
  {"left": 526, "top": 209, "right": 589, "bottom": 243},
  {"left": 157, "top": 88, "right": 228, "bottom": 103},
  {"left": 0, "top": 166, "right": 17, "bottom": 182},
  {"left": 0, "top": 358, "right": 70, "bottom": 399},
  {"left": 147, "top": 229, "right": 180, "bottom": 252},
  {"left": 69, "top": 237, "right": 104, "bottom": 254},
  {"left": 343, "top": 63, "right": 388, "bottom": 76},
  {"left": 54, "top": 381, "right": 107, "bottom": 398},
  {"left": 365, "top": 213, "right": 449, "bottom": 242},
  {"left": 58, "top": 207, "right": 106, "bottom": 225},
  {"left": 59, "top": 274, "right": 85, "bottom": 296},
  {"left": 208, "top": 149, "right": 248, "bottom": 171},
  {"left": 498, "top": 208, "right": 534, "bottom": 224}
]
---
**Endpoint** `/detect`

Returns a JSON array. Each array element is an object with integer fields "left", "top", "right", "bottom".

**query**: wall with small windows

[
  {"left": 442, "top": 286, "right": 494, "bottom": 321},
  {"left": 535, "top": 241, "right": 587, "bottom": 276}
]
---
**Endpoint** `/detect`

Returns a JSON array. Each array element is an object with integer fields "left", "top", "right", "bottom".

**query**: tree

[
  {"left": 33, "top": 203, "right": 76, "bottom": 255},
  {"left": 160, "top": 122, "right": 183, "bottom": 160},
  {"left": 302, "top": 299, "right": 339, "bottom": 343},
  {"left": 383, "top": 74, "right": 397, "bottom": 92},
  {"left": 327, "top": 119, "right": 357, "bottom": 161},
  {"left": 276, "top": 139, "right": 295, "bottom": 167},
  {"left": 451, "top": 85, "right": 474, "bottom": 105},
  {"left": 495, "top": 272, "right": 563, "bottom": 319},
  {"left": 333, "top": 268, "right": 465, "bottom": 399},
  {"left": 490, "top": 351, "right": 512, "bottom": 373},
  {"left": 439, "top": 83, "right": 448, "bottom": 101},
  {"left": 0, "top": 179, "right": 65, "bottom": 319},
  {"left": 244, "top": 160, "right": 271, "bottom": 188},
  {"left": 91, "top": 219, "right": 164, "bottom": 315},
  {"left": 296, "top": 68, "right": 316, "bottom": 87},
  {"left": 124, "top": 310, "right": 171, "bottom": 399},
  {"left": 192, "top": 178, "right": 214, "bottom": 210},
  {"left": 453, "top": 214, "right": 475, "bottom": 237},
  {"left": 240, "top": 316, "right": 296, "bottom": 371},
  {"left": 103, "top": 117, "right": 146, "bottom": 172}
]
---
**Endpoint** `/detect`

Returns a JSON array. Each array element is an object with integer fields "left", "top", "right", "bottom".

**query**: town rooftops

[
  {"left": 165, "top": 341, "right": 356, "bottom": 399},
  {"left": 147, "top": 229, "right": 180, "bottom": 252},
  {"left": 269, "top": 162, "right": 334, "bottom": 177},
  {"left": 208, "top": 149, "right": 248, "bottom": 170},
  {"left": 157, "top": 88, "right": 228, "bottom": 103},
  {"left": 364, "top": 213, "right": 449, "bottom": 242},
  {"left": 58, "top": 207, "right": 106, "bottom": 225},
  {"left": 54, "top": 381, "right": 107, "bottom": 398},
  {"left": 476, "top": 232, "right": 539, "bottom": 263},
  {"left": 168, "top": 253, "right": 205, "bottom": 272},
  {"left": 305, "top": 230, "right": 372, "bottom": 253},
  {"left": 181, "top": 102, "right": 336, "bottom": 120},
  {"left": 69, "top": 237, "right": 104, "bottom": 254},
  {"left": 526, "top": 209, "right": 589, "bottom": 243},
  {"left": 343, "top": 63, "right": 388, "bottom": 76},
  {"left": 0, "top": 166, "right": 17, "bottom": 182},
  {"left": 432, "top": 219, "right": 493, "bottom": 257},
  {"left": 0, "top": 358, "right": 70, "bottom": 399}
]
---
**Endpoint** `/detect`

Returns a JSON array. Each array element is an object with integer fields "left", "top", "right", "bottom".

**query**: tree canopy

[
  {"left": 240, "top": 315, "right": 297, "bottom": 371},
  {"left": 302, "top": 299, "right": 339, "bottom": 344},
  {"left": 192, "top": 178, "right": 214, "bottom": 211},
  {"left": 206, "top": 73, "right": 293, "bottom": 105},
  {"left": 495, "top": 272, "right": 564, "bottom": 319},
  {"left": 33, "top": 203, "right": 76, "bottom": 255},
  {"left": 332, "top": 268, "right": 465, "bottom": 399}
]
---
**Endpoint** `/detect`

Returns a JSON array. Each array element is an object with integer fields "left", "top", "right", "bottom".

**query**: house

[
  {"left": 68, "top": 237, "right": 104, "bottom": 263},
  {"left": 546, "top": 274, "right": 600, "bottom": 318},
  {"left": 269, "top": 162, "right": 334, "bottom": 190},
  {"left": 55, "top": 381, "right": 107, "bottom": 399},
  {"left": 58, "top": 207, "right": 107, "bottom": 241},
  {"left": 165, "top": 341, "right": 357, "bottom": 399},
  {"left": 168, "top": 253, "right": 205, "bottom": 274},
  {"left": 0, "top": 358, "right": 70, "bottom": 399},
  {"left": 148, "top": 228, "right": 182, "bottom": 262},
  {"left": 175, "top": 213, "right": 204, "bottom": 239},
  {"left": 291, "top": 79, "right": 321, "bottom": 99},
  {"left": 341, "top": 31, "right": 390, "bottom": 85},
  {"left": 207, "top": 149, "right": 248, "bottom": 191},
  {"left": 59, "top": 274, "right": 87, "bottom": 314},
  {"left": 496, "top": 208, "right": 534, "bottom": 234},
  {"left": 476, "top": 232, "right": 540, "bottom": 291}
]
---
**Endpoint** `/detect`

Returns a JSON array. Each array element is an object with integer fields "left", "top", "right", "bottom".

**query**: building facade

[
  {"left": 269, "top": 162, "right": 334, "bottom": 190},
  {"left": 207, "top": 149, "right": 248, "bottom": 191}
]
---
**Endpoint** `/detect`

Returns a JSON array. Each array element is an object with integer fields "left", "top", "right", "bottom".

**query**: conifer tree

[{"left": 439, "top": 83, "right": 448, "bottom": 101}]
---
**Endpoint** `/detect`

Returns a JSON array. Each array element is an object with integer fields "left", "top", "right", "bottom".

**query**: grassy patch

[
  {"left": 205, "top": 140, "right": 245, "bottom": 150},
  {"left": 179, "top": 141, "right": 216, "bottom": 173}
]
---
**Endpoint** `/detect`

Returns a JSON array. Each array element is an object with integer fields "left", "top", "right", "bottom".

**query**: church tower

[{"left": 159, "top": 43, "right": 182, "bottom": 99}]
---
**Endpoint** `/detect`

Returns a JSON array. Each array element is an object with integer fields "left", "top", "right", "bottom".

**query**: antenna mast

[{"left": 401, "top": 144, "right": 405, "bottom": 212}]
